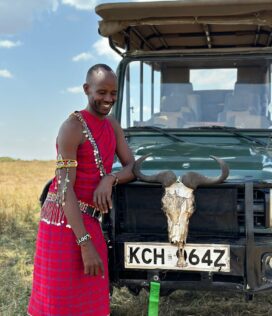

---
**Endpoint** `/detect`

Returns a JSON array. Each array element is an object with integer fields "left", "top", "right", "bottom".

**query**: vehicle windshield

[{"left": 120, "top": 56, "right": 272, "bottom": 130}]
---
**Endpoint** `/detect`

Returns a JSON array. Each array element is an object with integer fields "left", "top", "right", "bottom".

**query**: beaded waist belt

[{"left": 41, "top": 192, "right": 102, "bottom": 226}]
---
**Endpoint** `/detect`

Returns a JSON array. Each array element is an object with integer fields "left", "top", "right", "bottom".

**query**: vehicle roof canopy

[{"left": 95, "top": 0, "right": 272, "bottom": 53}]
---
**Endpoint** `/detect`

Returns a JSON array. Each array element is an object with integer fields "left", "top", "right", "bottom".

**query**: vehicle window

[
  {"left": 190, "top": 69, "right": 237, "bottom": 90},
  {"left": 121, "top": 61, "right": 161, "bottom": 128},
  {"left": 121, "top": 59, "right": 272, "bottom": 129}
]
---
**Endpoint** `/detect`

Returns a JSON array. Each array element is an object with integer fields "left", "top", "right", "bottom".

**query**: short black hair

[{"left": 86, "top": 64, "right": 114, "bottom": 82}]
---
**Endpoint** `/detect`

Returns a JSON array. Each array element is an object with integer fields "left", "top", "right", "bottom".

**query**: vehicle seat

[
  {"left": 218, "top": 91, "right": 270, "bottom": 127},
  {"left": 218, "top": 89, "right": 261, "bottom": 123},
  {"left": 187, "top": 94, "right": 202, "bottom": 121},
  {"left": 159, "top": 93, "right": 199, "bottom": 127}
]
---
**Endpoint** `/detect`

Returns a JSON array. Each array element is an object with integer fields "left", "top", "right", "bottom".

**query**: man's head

[{"left": 83, "top": 64, "right": 117, "bottom": 118}]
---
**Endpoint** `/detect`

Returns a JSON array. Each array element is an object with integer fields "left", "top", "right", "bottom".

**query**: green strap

[{"left": 148, "top": 281, "right": 160, "bottom": 316}]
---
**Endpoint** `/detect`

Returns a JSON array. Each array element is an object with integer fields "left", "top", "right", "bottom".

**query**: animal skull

[
  {"left": 162, "top": 182, "right": 194, "bottom": 266},
  {"left": 133, "top": 155, "right": 229, "bottom": 267}
]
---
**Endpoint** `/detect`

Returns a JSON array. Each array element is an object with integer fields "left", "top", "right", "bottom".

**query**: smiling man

[
  {"left": 84, "top": 64, "right": 118, "bottom": 117},
  {"left": 28, "top": 64, "right": 135, "bottom": 316}
]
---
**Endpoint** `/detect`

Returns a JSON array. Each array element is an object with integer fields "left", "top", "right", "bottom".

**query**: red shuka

[{"left": 28, "top": 110, "right": 116, "bottom": 316}]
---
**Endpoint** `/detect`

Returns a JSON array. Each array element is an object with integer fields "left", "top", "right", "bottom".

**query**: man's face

[{"left": 84, "top": 69, "right": 117, "bottom": 118}]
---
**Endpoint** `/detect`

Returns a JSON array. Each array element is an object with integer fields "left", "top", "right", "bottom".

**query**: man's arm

[
  {"left": 57, "top": 115, "right": 104, "bottom": 276},
  {"left": 92, "top": 116, "right": 135, "bottom": 213}
]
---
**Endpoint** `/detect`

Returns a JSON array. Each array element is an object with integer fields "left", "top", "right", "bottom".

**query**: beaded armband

[
  {"left": 77, "top": 233, "right": 91, "bottom": 245},
  {"left": 55, "top": 154, "right": 78, "bottom": 206},
  {"left": 56, "top": 158, "right": 78, "bottom": 169}
]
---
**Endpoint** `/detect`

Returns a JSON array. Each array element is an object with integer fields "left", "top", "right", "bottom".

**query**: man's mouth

[{"left": 102, "top": 103, "right": 113, "bottom": 109}]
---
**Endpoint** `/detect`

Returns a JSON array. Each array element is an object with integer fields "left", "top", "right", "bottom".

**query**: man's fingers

[
  {"left": 94, "top": 265, "right": 99, "bottom": 276},
  {"left": 96, "top": 195, "right": 101, "bottom": 209},
  {"left": 84, "top": 265, "right": 90, "bottom": 275},
  {"left": 89, "top": 265, "right": 95, "bottom": 276},
  {"left": 98, "top": 195, "right": 107, "bottom": 213},
  {"left": 85, "top": 263, "right": 103, "bottom": 276},
  {"left": 96, "top": 194, "right": 107, "bottom": 213},
  {"left": 106, "top": 195, "right": 112, "bottom": 210},
  {"left": 101, "top": 196, "right": 108, "bottom": 213}
]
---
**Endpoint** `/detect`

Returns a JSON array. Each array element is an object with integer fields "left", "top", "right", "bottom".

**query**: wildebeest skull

[{"left": 133, "top": 155, "right": 229, "bottom": 267}]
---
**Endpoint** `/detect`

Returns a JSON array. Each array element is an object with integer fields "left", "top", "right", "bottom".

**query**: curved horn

[
  {"left": 181, "top": 156, "right": 229, "bottom": 190},
  {"left": 133, "top": 154, "right": 177, "bottom": 187}
]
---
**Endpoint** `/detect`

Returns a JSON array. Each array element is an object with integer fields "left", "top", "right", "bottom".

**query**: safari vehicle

[{"left": 95, "top": 0, "right": 272, "bottom": 298}]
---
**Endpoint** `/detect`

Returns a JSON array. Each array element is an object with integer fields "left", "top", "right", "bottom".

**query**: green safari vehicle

[{"left": 95, "top": 0, "right": 272, "bottom": 299}]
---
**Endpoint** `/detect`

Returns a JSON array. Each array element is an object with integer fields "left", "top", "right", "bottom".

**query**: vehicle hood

[{"left": 114, "top": 138, "right": 272, "bottom": 183}]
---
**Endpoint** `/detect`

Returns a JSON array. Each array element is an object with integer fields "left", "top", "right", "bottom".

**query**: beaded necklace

[{"left": 71, "top": 111, "right": 106, "bottom": 177}]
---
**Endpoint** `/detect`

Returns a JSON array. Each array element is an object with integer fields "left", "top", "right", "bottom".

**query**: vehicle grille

[
  {"left": 237, "top": 187, "right": 266, "bottom": 228},
  {"left": 113, "top": 183, "right": 268, "bottom": 237}
]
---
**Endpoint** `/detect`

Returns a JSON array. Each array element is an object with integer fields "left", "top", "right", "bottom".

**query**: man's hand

[
  {"left": 93, "top": 175, "right": 115, "bottom": 213},
  {"left": 80, "top": 241, "right": 104, "bottom": 276}
]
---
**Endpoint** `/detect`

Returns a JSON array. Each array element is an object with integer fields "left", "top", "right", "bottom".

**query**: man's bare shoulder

[
  {"left": 108, "top": 115, "right": 121, "bottom": 131},
  {"left": 58, "top": 113, "right": 83, "bottom": 144},
  {"left": 61, "top": 113, "right": 82, "bottom": 130}
]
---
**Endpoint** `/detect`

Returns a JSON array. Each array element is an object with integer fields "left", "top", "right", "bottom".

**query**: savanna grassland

[{"left": 1, "top": 158, "right": 272, "bottom": 316}]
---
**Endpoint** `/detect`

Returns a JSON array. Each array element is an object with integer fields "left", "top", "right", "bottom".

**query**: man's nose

[{"left": 104, "top": 93, "right": 114, "bottom": 102}]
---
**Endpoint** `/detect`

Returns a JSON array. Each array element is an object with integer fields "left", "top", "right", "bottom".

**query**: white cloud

[
  {"left": 92, "top": 38, "right": 122, "bottom": 63},
  {"left": 0, "top": 0, "right": 58, "bottom": 34},
  {"left": 0, "top": 0, "right": 102, "bottom": 34},
  {"left": 66, "top": 86, "right": 82, "bottom": 94},
  {"left": 72, "top": 52, "right": 93, "bottom": 62},
  {"left": 0, "top": 40, "right": 21, "bottom": 48},
  {"left": 0, "top": 69, "right": 13, "bottom": 78},
  {"left": 61, "top": 0, "right": 97, "bottom": 10}
]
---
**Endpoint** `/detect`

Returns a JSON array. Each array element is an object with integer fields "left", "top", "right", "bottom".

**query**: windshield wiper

[
  {"left": 189, "top": 125, "right": 267, "bottom": 146},
  {"left": 127, "top": 126, "right": 185, "bottom": 143}
]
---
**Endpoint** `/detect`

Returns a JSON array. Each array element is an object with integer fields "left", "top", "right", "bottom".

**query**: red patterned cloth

[{"left": 28, "top": 110, "right": 116, "bottom": 315}]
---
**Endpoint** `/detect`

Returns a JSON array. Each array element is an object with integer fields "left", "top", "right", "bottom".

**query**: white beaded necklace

[{"left": 72, "top": 111, "right": 106, "bottom": 177}]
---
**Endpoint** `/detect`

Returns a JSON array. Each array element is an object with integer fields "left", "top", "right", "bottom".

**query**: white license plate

[{"left": 124, "top": 242, "right": 230, "bottom": 272}]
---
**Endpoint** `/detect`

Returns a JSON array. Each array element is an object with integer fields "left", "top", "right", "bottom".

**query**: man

[{"left": 28, "top": 64, "right": 134, "bottom": 316}]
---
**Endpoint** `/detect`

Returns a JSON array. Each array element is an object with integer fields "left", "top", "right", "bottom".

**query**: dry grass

[
  {"left": 1, "top": 158, "right": 272, "bottom": 315},
  {"left": 0, "top": 159, "right": 54, "bottom": 316},
  {"left": 111, "top": 287, "right": 272, "bottom": 316},
  {"left": 0, "top": 158, "right": 54, "bottom": 234}
]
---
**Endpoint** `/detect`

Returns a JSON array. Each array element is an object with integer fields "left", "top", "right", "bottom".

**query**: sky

[
  {"left": 0, "top": 0, "right": 136, "bottom": 160},
  {"left": 0, "top": 0, "right": 239, "bottom": 160}
]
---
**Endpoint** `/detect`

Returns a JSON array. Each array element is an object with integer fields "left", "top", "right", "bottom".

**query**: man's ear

[{"left": 83, "top": 83, "right": 89, "bottom": 95}]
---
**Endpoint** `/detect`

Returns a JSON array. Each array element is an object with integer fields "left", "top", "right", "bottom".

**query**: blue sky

[{"left": 0, "top": 0, "right": 131, "bottom": 160}]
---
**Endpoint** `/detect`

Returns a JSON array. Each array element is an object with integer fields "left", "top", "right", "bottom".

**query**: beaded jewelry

[
  {"left": 71, "top": 111, "right": 106, "bottom": 177},
  {"left": 76, "top": 233, "right": 91, "bottom": 246},
  {"left": 55, "top": 154, "right": 78, "bottom": 207},
  {"left": 106, "top": 173, "right": 119, "bottom": 186},
  {"left": 56, "top": 158, "right": 78, "bottom": 169},
  {"left": 41, "top": 111, "right": 113, "bottom": 228}
]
